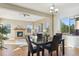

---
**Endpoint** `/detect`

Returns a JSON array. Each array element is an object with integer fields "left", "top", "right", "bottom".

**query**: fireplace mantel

[{"left": 14, "top": 28, "right": 25, "bottom": 30}]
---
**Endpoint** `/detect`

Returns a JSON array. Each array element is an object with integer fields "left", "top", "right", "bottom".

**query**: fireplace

[
  {"left": 17, "top": 31, "right": 23, "bottom": 37},
  {"left": 14, "top": 28, "right": 25, "bottom": 39}
]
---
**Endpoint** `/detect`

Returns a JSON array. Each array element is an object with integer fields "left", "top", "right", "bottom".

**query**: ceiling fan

[{"left": 23, "top": 13, "right": 30, "bottom": 17}]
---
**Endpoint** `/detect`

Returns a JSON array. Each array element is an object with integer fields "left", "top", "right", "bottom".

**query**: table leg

[
  {"left": 42, "top": 49, "right": 44, "bottom": 56},
  {"left": 37, "top": 52, "right": 40, "bottom": 56},
  {"left": 57, "top": 47, "right": 58, "bottom": 56},
  {"left": 62, "top": 39, "right": 64, "bottom": 56},
  {"left": 28, "top": 50, "right": 30, "bottom": 56},
  {"left": 37, "top": 46, "right": 40, "bottom": 56}
]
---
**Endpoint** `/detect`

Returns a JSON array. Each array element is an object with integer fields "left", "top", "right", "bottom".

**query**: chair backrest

[
  {"left": 26, "top": 35, "right": 33, "bottom": 51},
  {"left": 51, "top": 35, "right": 59, "bottom": 50},
  {"left": 37, "top": 34, "right": 43, "bottom": 41},
  {"left": 56, "top": 33, "right": 62, "bottom": 39},
  {"left": 56, "top": 33, "right": 62, "bottom": 44}
]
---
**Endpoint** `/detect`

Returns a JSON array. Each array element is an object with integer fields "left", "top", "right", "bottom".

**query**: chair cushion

[
  {"left": 32, "top": 46, "right": 43, "bottom": 53},
  {"left": 44, "top": 44, "right": 51, "bottom": 50},
  {"left": 44, "top": 43, "right": 57, "bottom": 51}
]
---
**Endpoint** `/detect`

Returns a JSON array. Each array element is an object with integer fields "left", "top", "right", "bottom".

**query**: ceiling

[
  {"left": 0, "top": 3, "right": 79, "bottom": 21},
  {"left": 0, "top": 8, "right": 44, "bottom": 21},
  {"left": 13, "top": 3, "right": 79, "bottom": 14}
]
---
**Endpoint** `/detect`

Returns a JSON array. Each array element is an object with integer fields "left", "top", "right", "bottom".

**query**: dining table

[{"left": 31, "top": 36, "right": 65, "bottom": 56}]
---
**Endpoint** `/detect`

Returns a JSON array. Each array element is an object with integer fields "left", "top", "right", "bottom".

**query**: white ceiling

[
  {"left": 0, "top": 8, "right": 45, "bottom": 21},
  {"left": 1, "top": 3, "right": 79, "bottom": 21},
  {"left": 13, "top": 3, "right": 64, "bottom": 14},
  {"left": 13, "top": 3, "right": 79, "bottom": 18},
  {"left": 13, "top": 3, "right": 79, "bottom": 14}
]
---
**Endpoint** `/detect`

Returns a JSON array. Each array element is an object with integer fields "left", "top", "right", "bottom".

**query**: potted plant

[{"left": 0, "top": 25, "right": 9, "bottom": 49}]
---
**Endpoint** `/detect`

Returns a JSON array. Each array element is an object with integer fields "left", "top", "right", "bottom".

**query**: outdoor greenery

[
  {"left": 70, "top": 24, "right": 75, "bottom": 34},
  {"left": 61, "top": 22, "right": 69, "bottom": 33},
  {"left": 61, "top": 22, "right": 74, "bottom": 34}
]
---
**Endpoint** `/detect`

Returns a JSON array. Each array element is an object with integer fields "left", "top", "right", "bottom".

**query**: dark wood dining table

[{"left": 31, "top": 38, "right": 65, "bottom": 56}]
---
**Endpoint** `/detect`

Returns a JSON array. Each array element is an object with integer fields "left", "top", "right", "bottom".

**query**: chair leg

[
  {"left": 56, "top": 49, "right": 58, "bottom": 56},
  {"left": 50, "top": 52, "right": 52, "bottom": 56},
  {"left": 62, "top": 40, "right": 65, "bottom": 56},
  {"left": 32, "top": 53, "right": 34, "bottom": 56},
  {"left": 28, "top": 50, "right": 30, "bottom": 56},
  {"left": 37, "top": 51, "right": 40, "bottom": 56},
  {"left": 49, "top": 51, "right": 52, "bottom": 56},
  {"left": 42, "top": 49, "right": 44, "bottom": 56}
]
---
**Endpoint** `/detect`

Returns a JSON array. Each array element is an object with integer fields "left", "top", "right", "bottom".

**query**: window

[
  {"left": 61, "top": 17, "right": 75, "bottom": 34},
  {"left": 26, "top": 23, "right": 33, "bottom": 33},
  {"left": 43, "top": 22, "right": 49, "bottom": 32},
  {"left": 34, "top": 24, "right": 43, "bottom": 33},
  {"left": 69, "top": 18, "right": 75, "bottom": 34},
  {"left": 34, "top": 25, "right": 39, "bottom": 33},
  {"left": 4, "top": 24, "right": 11, "bottom": 34}
]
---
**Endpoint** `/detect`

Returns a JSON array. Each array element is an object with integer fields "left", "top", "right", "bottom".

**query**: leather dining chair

[
  {"left": 56, "top": 33, "right": 64, "bottom": 55},
  {"left": 37, "top": 34, "right": 43, "bottom": 42},
  {"left": 56, "top": 33, "right": 62, "bottom": 44},
  {"left": 26, "top": 35, "right": 44, "bottom": 56},
  {"left": 43, "top": 35, "right": 59, "bottom": 56}
]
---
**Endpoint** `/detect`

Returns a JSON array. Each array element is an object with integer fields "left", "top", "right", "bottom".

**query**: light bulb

[
  {"left": 50, "top": 10, "right": 53, "bottom": 13},
  {"left": 50, "top": 6, "right": 54, "bottom": 10},
  {"left": 49, "top": 4, "right": 59, "bottom": 13},
  {"left": 55, "top": 8, "right": 59, "bottom": 13}
]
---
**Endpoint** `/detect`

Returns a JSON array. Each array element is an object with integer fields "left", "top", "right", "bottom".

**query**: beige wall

[
  {"left": 0, "top": 18, "right": 54, "bottom": 39},
  {"left": 34, "top": 17, "right": 53, "bottom": 36},
  {"left": 75, "top": 21, "right": 79, "bottom": 29},
  {"left": 0, "top": 15, "right": 60, "bottom": 39},
  {"left": 0, "top": 19, "right": 34, "bottom": 40},
  {"left": 34, "top": 15, "right": 59, "bottom": 36},
  {"left": 54, "top": 15, "right": 61, "bottom": 34}
]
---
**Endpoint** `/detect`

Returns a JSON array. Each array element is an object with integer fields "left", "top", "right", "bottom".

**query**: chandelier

[{"left": 49, "top": 4, "right": 59, "bottom": 13}]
